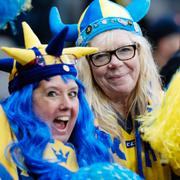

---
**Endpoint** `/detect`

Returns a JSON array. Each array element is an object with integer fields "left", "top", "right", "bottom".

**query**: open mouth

[{"left": 53, "top": 116, "right": 69, "bottom": 130}]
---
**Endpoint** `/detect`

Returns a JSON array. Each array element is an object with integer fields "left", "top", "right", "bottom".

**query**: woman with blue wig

[
  {"left": 0, "top": 22, "right": 113, "bottom": 179},
  {"left": 49, "top": 0, "right": 180, "bottom": 179}
]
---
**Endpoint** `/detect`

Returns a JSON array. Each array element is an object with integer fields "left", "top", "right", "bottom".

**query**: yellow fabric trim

[{"left": 0, "top": 106, "right": 18, "bottom": 179}]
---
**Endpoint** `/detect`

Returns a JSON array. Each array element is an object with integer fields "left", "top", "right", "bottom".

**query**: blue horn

[
  {"left": 125, "top": 0, "right": 151, "bottom": 22},
  {"left": 0, "top": 58, "right": 14, "bottom": 73},
  {"left": 46, "top": 26, "right": 68, "bottom": 57},
  {"left": 49, "top": 6, "right": 78, "bottom": 42}
]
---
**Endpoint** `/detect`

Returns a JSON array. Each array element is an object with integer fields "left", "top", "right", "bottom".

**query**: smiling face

[
  {"left": 33, "top": 75, "right": 79, "bottom": 142},
  {"left": 89, "top": 29, "right": 140, "bottom": 102}
]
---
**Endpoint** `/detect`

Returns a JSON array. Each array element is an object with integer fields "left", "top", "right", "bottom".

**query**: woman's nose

[
  {"left": 108, "top": 54, "right": 123, "bottom": 68},
  {"left": 58, "top": 95, "right": 71, "bottom": 110}
]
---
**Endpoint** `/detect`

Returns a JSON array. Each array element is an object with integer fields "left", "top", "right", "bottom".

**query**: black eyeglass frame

[{"left": 86, "top": 44, "right": 137, "bottom": 67}]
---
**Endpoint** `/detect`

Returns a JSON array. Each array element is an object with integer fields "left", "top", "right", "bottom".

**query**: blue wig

[{"left": 1, "top": 74, "right": 111, "bottom": 178}]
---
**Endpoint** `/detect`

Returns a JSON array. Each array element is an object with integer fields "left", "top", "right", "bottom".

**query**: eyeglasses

[{"left": 87, "top": 44, "right": 137, "bottom": 67}]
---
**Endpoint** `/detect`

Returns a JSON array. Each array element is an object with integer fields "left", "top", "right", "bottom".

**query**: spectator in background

[
  {"left": 160, "top": 50, "right": 180, "bottom": 88},
  {"left": 148, "top": 15, "right": 179, "bottom": 69},
  {"left": 148, "top": 15, "right": 180, "bottom": 88}
]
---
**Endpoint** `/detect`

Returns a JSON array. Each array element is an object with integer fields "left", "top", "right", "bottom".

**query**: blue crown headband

[
  {"left": 0, "top": 22, "right": 98, "bottom": 93},
  {"left": 49, "top": 0, "right": 150, "bottom": 46}
]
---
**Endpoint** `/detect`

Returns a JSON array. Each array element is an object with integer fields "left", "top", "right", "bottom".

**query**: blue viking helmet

[{"left": 49, "top": 0, "right": 151, "bottom": 46}]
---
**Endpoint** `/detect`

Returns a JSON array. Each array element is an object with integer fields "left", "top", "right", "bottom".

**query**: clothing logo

[
  {"left": 52, "top": 148, "right": 69, "bottom": 163},
  {"left": 125, "top": 139, "right": 135, "bottom": 148}
]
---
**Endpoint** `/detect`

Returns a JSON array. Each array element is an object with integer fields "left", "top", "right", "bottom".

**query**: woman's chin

[{"left": 53, "top": 134, "right": 69, "bottom": 143}]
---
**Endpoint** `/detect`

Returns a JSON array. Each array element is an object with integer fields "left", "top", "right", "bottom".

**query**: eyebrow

[
  {"left": 45, "top": 84, "right": 78, "bottom": 91},
  {"left": 101, "top": 44, "right": 136, "bottom": 51}
]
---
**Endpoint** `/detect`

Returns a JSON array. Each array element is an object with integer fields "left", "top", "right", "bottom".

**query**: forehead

[
  {"left": 37, "top": 75, "right": 78, "bottom": 90},
  {"left": 90, "top": 29, "right": 133, "bottom": 50}
]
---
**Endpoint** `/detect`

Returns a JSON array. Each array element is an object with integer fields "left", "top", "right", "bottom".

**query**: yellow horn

[
  {"left": 1, "top": 47, "right": 36, "bottom": 65},
  {"left": 62, "top": 47, "right": 98, "bottom": 59},
  {"left": 22, "top": 21, "right": 41, "bottom": 48}
]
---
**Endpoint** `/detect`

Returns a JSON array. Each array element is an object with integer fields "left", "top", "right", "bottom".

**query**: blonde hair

[{"left": 77, "top": 30, "right": 162, "bottom": 136}]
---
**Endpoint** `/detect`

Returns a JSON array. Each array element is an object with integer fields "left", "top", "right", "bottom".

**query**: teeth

[{"left": 56, "top": 116, "right": 69, "bottom": 121}]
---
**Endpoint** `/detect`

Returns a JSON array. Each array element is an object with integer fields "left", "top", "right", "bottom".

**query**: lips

[
  {"left": 107, "top": 73, "right": 127, "bottom": 80},
  {"left": 53, "top": 116, "right": 70, "bottom": 130}
]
